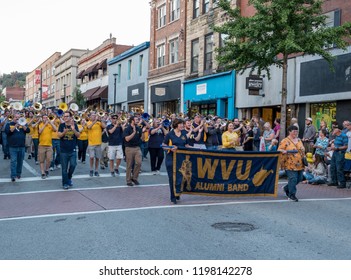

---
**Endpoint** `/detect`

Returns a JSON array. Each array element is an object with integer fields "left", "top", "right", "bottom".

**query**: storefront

[
  {"left": 183, "top": 70, "right": 236, "bottom": 119},
  {"left": 150, "top": 80, "right": 181, "bottom": 117},
  {"left": 126, "top": 83, "right": 146, "bottom": 114}
]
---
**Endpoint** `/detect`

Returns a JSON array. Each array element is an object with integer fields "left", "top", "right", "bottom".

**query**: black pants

[
  {"left": 148, "top": 147, "right": 164, "bottom": 171},
  {"left": 77, "top": 139, "right": 88, "bottom": 162}
]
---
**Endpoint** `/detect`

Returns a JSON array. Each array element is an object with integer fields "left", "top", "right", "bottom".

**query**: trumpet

[
  {"left": 0, "top": 101, "right": 11, "bottom": 111},
  {"left": 97, "top": 110, "right": 105, "bottom": 118},
  {"left": 48, "top": 114, "right": 56, "bottom": 121},
  {"left": 34, "top": 111, "right": 41, "bottom": 117},
  {"left": 81, "top": 113, "right": 89, "bottom": 122},
  {"left": 8, "top": 114, "right": 14, "bottom": 121}
]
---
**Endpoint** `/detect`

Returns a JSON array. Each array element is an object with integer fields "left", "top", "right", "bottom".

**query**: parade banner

[{"left": 173, "top": 148, "right": 280, "bottom": 197}]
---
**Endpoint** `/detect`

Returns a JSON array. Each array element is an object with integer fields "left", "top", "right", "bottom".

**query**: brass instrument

[
  {"left": 69, "top": 103, "right": 79, "bottom": 112},
  {"left": 48, "top": 114, "right": 56, "bottom": 121},
  {"left": 58, "top": 102, "right": 68, "bottom": 112},
  {"left": 34, "top": 111, "right": 41, "bottom": 117},
  {"left": 97, "top": 110, "right": 105, "bottom": 118},
  {"left": 18, "top": 117, "right": 27, "bottom": 126},
  {"left": 8, "top": 115, "right": 14, "bottom": 121},
  {"left": 81, "top": 113, "right": 89, "bottom": 122},
  {"left": 33, "top": 102, "right": 42, "bottom": 111},
  {"left": 12, "top": 102, "right": 23, "bottom": 111},
  {"left": 73, "top": 115, "right": 81, "bottom": 122},
  {"left": 0, "top": 101, "right": 11, "bottom": 111}
]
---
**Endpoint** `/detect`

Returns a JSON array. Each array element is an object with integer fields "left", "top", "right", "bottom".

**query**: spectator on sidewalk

[{"left": 302, "top": 117, "right": 317, "bottom": 154}]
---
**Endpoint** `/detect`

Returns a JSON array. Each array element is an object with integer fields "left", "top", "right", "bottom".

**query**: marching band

[{"left": 0, "top": 100, "right": 260, "bottom": 191}]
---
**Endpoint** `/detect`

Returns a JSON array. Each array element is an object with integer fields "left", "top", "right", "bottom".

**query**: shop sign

[
  {"left": 246, "top": 76, "right": 263, "bottom": 90},
  {"left": 155, "top": 87, "right": 166, "bottom": 96},
  {"left": 196, "top": 83, "right": 207, "bottom": 95},
  {"left": 132, "top": 89, "right": 139, "bottom": 96}
]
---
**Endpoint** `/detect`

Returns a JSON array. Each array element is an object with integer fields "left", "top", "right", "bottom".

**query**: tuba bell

[
  {"left": 48, "top": 114, "right": 56, "bottom": 121},
  {"left": 18, "top": 117, "right": 27, "bottom": 126},
  {"left": 58, "top": 102, "right": 68, "bottom": 112},
  {"left": 0, "top": 101, "right": 11, "bottom": 111},
  {"left": 33, "top": 102, "right": 42, "bottom": 111},
  {"left": 69, "top": 103, "right": 79, "bottom": 112},
  {"left": 12, "top": 102, "right": 23, "bottom": 111}
]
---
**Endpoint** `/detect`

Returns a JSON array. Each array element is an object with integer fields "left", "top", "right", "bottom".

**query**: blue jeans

[
  {"left": 50, "top": 139, "right": 61, "bottom": 167},
  {"left": 330, "top": 151, "right": 346, "bottom": 186},
  {"left": 141, "top": 141, "right": 149, "bottom": 158},
  {"left": 2, "top": 132, "right": 10, "bottom": 157},
  {"left": 32, "top": 138, "right": 39, "bottom": 161},
  {"left": 303, "top": 171, "right": 327, "bottom": 184},
  {"left": 60, "top": 151, "right": 77, "bottom": 186},
  {"left": 9, "top": 147, "right": 25, "bottom": 178},
  {"left": 285, "top": 170, "right": 304, "bottom": 196}
]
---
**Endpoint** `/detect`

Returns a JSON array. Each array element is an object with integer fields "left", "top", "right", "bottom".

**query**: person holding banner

[
  {"left": 278, "top": 125, "right": 305, "bottom": 202},
  {"left": 162, "top": 118, "right": 191, "bottom": 204}
]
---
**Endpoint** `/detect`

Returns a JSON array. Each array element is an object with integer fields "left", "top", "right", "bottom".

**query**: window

[
  {"left": 157, "top": 44, "right": 166, "bottom": 68},
  {"left": 220, "top": 33, "right": 229, "bottom": 48},
  {"left": 204, "top": 34, "right": 214, "bottom": 71},
  {"left": 193, "top": 0, "right": 200, "bottom": 18},
  {"left": 117, "top": 64, "right": 121, "bottom": 83},
  {"left": 139, "top": 55, "right": 143, "bottom": 76},
  {"left": 191, "top": 39, "right": 199, "bottom": 73},
  {"left": 128, "top": 60, "right": 132, "bottom": 80},
  {"left": 170, "top": 0, "right": 180, "bottom": 21},
  {"left": 169, "top": 38, "right": 179, "bottom": 64},
  {"left": 158, "top": 5, "right": 166, "bottom": 28},
  {"left": 203, "top": 0, "right": 210, "bottom": 14}
]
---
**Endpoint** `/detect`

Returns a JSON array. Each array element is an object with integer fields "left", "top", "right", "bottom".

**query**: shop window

[{"left": 311, "top": 102, "right": 336, "bottom": 130}]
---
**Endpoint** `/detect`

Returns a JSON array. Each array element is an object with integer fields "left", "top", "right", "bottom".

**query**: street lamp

[{"left": 113, "top": 73, "right": 118, "bottom": 113}]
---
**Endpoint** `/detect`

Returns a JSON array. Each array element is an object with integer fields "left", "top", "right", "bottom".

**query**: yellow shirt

[
  {"left": 39, "top": 123, "right": 53, "bottom": 146},
  {"left": 51, "top": 119, "right": 61, "bottom": 140},
  {"left": 31, "top": 123, "right": 39, "bottom": 139},
  {"left": 222, "top": 131, "right": 239, "bottom": 149},
  {"left": 78, "top": 124, "right": 88, "bottom": 140},
  {"left": 87, "top": 121, "right": 102, "bottom": 145}
]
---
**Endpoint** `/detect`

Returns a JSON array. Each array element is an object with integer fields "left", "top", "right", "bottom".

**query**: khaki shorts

[
  {"left": 38, "top": 146, "right": 53, "bottom": 163},
  {"left": 88, "top": 145, "right": 102, "bottom": 159},
  {"left": 108, "top": 145, "right": 124, "bottom": 160},
  {"left": 25, "top": 134, "right": 32, "bottom": 148}
]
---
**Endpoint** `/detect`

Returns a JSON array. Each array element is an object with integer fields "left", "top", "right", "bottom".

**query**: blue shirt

[
  {"left": 334, "top": 133, "right": 348, "bottom": 150},
  {"left": 5, "top": 122, "right": 30, "bottom": 147},
  {"left": 58, "top": 123, "right": 78, "bottom": 153},
  {"left": 163, "top": 129, "right": 189, "bottom": 159}
]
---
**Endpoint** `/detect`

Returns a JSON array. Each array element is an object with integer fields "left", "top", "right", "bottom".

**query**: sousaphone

[
  {"left": 69, "top": 103, "right": 79, "bottom": 112},
  {"left": 58, "top": 102, "right": 68, "bottom": 112},
  {"left": 12, "top": 102, "right": 23, "bottom": 111}
]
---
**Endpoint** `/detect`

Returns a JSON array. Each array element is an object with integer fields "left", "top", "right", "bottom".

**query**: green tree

[
  {"left": 72, "top": 86, "right": 86, "bottom": 109},
  {"left": 214, "top": 0, "right": 351, "bottom": 138},
  {"left": 0, "top": 94, "right": 5, "bottom": 103}
]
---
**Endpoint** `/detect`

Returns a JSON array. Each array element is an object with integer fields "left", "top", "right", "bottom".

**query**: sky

[{"left": 0, "top": 0, "right": 151, "bottom": 75}]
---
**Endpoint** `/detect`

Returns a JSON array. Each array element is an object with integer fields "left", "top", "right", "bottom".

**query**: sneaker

[
  {"left": 82, "top": 161, "right": 86, "bottom": 164},
  {"left": 111, "top": 172, "right": 116, "bottom": 177},
  {"left": 100, "top": 166, "right": 105, "bottom": 170},
  {"left": 16, "top": 175, "right": 21, "bottom": 180},
  {"left": 63, "top": 184, "right": 69, "bottom": 190},
  {"left": 289, "top": 194, "right": 299, "bottom": 202},
  {"left": 94, "top": 171, "right": 100, "bottom": 177},
  {"left": 337, "top": 185, "right": 346, "bottom": 189},
  {"left": 11, "top": 177, "right": 16, "bottom": 182},
  {"left": 89, "top": 170, "right": 94, "bottom": 177},
  {"left": 156, "top": 170, "right": 160, "bottom": 175},
  {"left": 35, "top": 161, "right": 39, "bottom": 165},
  {"left": 127, "top": 182, "right": 134, "bottom": 186},
  {"left": 56, "top": 164, "right": 61, "bottom": 169},
  {"left": 49, "top": 167, "right": 54, "bottom": 171},
  {"left": 28, "top": 155, "right": 32, "bottom": 159},
  {"left": 131, "top": 179, "right": 140, "bottom": 185},
  {"left": 282, "top": 186, "right": 289, "bottom": 198},
  {"left": 152, "top": 171, "right": 157, "bottom": 175},
  {"left": 45, "top": 171, "right": 49, "bottom": 177},
  {"left": 68, "top": 180, "right": 73, "bottom": 187},
  {"left": 114, "top": 169, "right": 120, "bottom": 175},
  {"left": 41, "top": 174, "right": 46, "bottom": 179}
]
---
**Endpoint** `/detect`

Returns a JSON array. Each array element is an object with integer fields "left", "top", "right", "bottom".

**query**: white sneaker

[
  {"left": 49, "top": 167, "right": 54, "bottom": 171},
  {"left": 156, "top": 170, "right": 160, "bottom": 175},
  {"left": 56, "top": 164, "right": 61, "bottom": 169},
  {"left": 153, "top": 171, "right": 157, "bottom": 175}
]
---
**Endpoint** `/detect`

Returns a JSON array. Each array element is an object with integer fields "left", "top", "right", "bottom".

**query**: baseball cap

[
  {"left": 333, "top": 123, "right": 342, "bottom": 130},
  {"left": 306, "top": 117, "right": 313, "bottom": 122}
]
